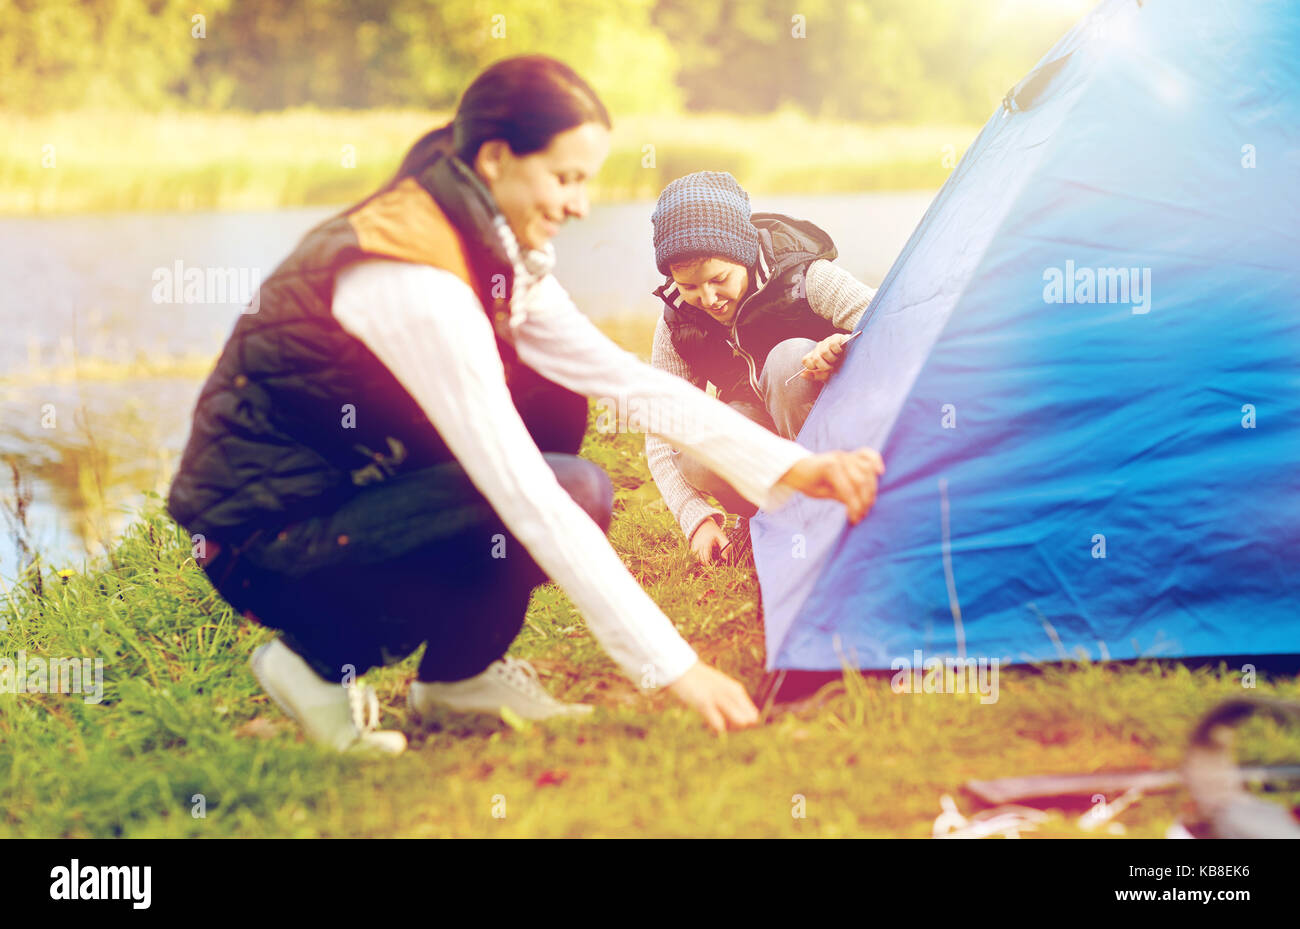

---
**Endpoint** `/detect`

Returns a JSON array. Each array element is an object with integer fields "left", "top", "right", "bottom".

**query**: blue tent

[{"left": 753, "top": 0, "right": 1300, "bottom": 681}]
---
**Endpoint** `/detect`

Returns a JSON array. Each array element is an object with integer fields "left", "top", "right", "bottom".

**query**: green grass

[
  {"left": 0, "top": 108, "right": 978, "bottom": 214},
  {"left": 2, "top": 404, "right": 1297, "bottom": 838}
]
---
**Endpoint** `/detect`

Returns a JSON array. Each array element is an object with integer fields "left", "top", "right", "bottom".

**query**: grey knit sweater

[{"left": 646, "top": 258, "right": 878, "bottom": 543}]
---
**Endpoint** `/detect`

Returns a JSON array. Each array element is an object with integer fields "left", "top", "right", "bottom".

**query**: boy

[{"left": 647, "top": 171, "right": 878, "bottom": 565}]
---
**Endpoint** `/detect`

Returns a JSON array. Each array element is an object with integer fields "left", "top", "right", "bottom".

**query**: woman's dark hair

[{"left": 390, "top": 55, "right": 611, "bottom": 186}]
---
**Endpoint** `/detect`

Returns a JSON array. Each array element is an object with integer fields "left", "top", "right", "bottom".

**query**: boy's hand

[
  {"left": 798, "top": 332, "right": 853, "bottom": 382},
  {"left": 667, "top": 660, "right": 760, "bottom": 732},
  {"left": 778, "top": 448, "right": 886, "bottom": 524},
  {"left": 689, "top": 517, "right": 728, "bottom": 566}
]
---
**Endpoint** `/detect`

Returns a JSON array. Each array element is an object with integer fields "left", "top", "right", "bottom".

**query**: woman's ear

[{"left": 474, "top": 139, "right": 510, "bottom": 184}]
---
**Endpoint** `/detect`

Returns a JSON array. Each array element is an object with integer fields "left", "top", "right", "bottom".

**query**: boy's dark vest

[
  {"left": 653, "top": 213, "right": 840, "bottom": 405},
  {"left": 166, "top": 155, "right": 586, "bottom": 542}
]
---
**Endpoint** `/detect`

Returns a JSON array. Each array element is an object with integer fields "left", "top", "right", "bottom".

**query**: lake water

[{"left": 0, "top": 190, "right": 935, "bottom": 582}]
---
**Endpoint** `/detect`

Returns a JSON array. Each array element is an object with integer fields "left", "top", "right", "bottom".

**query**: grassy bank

[
  {"left": 1, "top": 407, "right": 1297, "bottom": 838},
  {"left": 1, "top": 109, "right": 977, "bottom": 215}
]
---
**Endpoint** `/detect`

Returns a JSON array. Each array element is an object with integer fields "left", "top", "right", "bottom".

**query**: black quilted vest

[
  {"left": 653, "top": 213, "right": 840, "bottom": 405},
  {"left": 166, "top": 155, "right": 585, "bottom": 542}
]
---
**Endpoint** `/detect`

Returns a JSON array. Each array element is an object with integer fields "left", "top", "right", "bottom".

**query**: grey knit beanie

[{"left": 651, "top": 171, "right": 760, "bottom": 276}]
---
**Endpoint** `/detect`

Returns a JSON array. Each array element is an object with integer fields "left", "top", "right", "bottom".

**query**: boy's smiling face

[{"left": 669, "top": 257, "right": 749, "bottom": 328}]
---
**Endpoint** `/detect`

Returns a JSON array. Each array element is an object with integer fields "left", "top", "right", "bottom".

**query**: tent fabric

[{"left": 753, "top": 0, "right": 1300, "bottom": 672}]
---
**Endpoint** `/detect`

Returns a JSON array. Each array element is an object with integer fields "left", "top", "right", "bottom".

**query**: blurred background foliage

[
  {"left": 0, "top": 0, "right": 1095, "bottom": 212},
  {"left": 3, "top": 0, "right": 1091, "bottom": 121}
]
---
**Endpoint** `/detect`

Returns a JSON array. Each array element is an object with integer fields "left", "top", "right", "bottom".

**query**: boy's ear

[{"left": 475, "top": 139, "right": 509, "bottom": 183}]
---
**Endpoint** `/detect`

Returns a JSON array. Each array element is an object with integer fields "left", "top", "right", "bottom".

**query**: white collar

[{"left": 490, "top": 216, "right": 557, "bottom": 327}]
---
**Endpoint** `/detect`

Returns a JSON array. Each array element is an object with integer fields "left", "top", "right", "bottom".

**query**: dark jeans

[
  {"left": 203, "top": 455, "right": 612, "bottom": 683},
  {"left": 197, "top": 372, "right": 610, "bottom": 683},
  {"left": 675, "top": 337, "right": 822, "bottom": 517}
]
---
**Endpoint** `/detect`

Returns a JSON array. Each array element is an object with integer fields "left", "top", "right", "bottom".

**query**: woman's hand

[
  {"left": 667, "top": 660, "right": 760, "bottom": 732},
  {"left": 778, "top": 449, "right": 886, "bottom": 524},
  {"left": 689, "top": 517, "right": 728, "bottom": 566},
  {"left": 798, "top": 332, "right": 853, "bottom": 382}
]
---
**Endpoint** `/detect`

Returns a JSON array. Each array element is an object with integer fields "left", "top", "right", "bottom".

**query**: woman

[
  {"left": 166, "top": 55, "right": 885, "bottom": 754},
  {"left": 646, "top": 171, "right": 879, "bottom": 567}
]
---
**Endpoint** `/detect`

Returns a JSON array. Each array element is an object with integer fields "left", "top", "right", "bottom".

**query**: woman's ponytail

[{"left": 389, "top": 121, "right": 455, "bottom": 186}]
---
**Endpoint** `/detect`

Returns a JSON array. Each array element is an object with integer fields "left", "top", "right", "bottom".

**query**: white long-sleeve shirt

[{"left": 331, "top": 255, "right": 812, "bottom": 688}]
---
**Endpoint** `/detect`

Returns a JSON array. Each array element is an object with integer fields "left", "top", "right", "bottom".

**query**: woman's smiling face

[
  {"left": 473, "top": 122, "right": 611, "bottom": 251},
  {"left": 669, "top": 257, "right": 750, "bottom": 327}
]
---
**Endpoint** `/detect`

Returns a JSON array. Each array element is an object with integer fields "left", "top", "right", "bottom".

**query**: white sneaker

[
  {"left": 408, "top": 656, "right": 594, "bottom": 723},
  {"left": 250, "top": 638, "right": 407, "bottom": 755}
]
